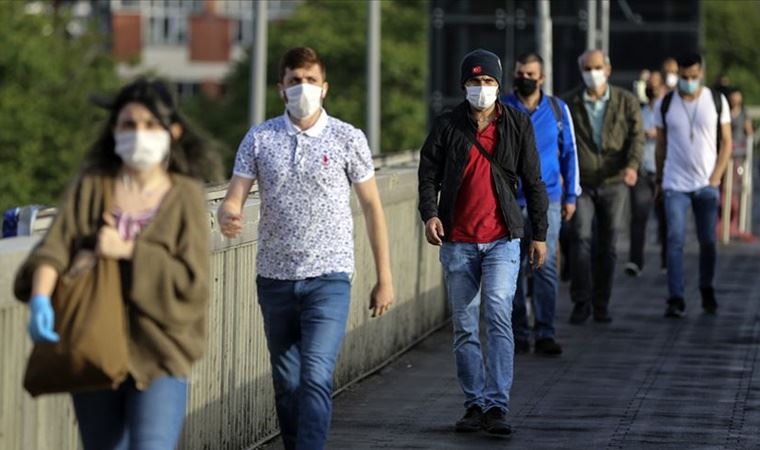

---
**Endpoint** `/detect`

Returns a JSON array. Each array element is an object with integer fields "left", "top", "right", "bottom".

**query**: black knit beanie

[{"left": 460, "top": 49, "right": 503, "bottom": 87}]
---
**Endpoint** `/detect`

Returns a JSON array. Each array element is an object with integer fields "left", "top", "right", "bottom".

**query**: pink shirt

[{"left": 112, "top": 208, "right": 158, "bottom": 240}]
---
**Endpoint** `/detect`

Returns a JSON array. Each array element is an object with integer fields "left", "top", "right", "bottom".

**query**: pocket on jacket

[{"left": 604, "top": 122, "right": 627, "bottom": 152}]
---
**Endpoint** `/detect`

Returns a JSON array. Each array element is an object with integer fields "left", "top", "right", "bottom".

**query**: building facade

[{"left": 78, "top": 0, "right": 300, "bottom": 99}]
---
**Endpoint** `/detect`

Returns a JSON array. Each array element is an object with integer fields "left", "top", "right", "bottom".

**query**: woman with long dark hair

[{"left": 17, "top": 78, "right": 217, "bottom": 449}]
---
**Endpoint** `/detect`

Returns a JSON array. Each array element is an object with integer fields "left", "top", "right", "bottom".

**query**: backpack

[{"left": 660, "top": 88, "right": 723, "bottom": 151}]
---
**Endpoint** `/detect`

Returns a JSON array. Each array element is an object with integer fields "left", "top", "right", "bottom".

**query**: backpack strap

[
  {"left": 660, "top": 90, "right": 675, "bottom": 137},
  {"left": 711, "top": 88, "right": 723, "bottom": 152},
  {"left": 661, "top": 89, "right": 723, "bottom": 153},
  {"left": 547, "top": 95, "right": 564, "bottom": 149}
]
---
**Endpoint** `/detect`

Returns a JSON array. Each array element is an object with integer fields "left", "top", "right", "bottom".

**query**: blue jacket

[{"left": 503, "top": 92, "right": 581, "bottom": 206}]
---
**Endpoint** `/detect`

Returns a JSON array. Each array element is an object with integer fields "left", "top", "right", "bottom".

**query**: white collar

[{"left": 283, "top": 108, "right": 329, "bottom": 137}]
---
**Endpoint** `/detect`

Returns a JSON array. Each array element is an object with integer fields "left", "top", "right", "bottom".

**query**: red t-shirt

[{"left": 450, "top": 114, "right": 509, "bottom": 243}]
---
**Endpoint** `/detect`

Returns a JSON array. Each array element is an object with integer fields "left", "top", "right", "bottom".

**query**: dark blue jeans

[
  {"left": 257, "top": 272, "right": 351, "bottom": 450},
  {"left": 513, "top": 202, "right": 561, "bottom": 341},
  {"left": 71, "top": 376, "right": 188, "bottom": 450},
  {"left": 440, "top": 238, "right": 521, "bottom": 413},
  {"left": 664, "top": 186, "right": 719, "bottom": 299}
]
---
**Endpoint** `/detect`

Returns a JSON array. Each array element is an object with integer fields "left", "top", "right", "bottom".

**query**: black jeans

[
  {"left": 628, "top": 172, "right": 656, "bottom": 269},
  {"left": 570, "top": 183, "right": 628, "bottom": 309}
]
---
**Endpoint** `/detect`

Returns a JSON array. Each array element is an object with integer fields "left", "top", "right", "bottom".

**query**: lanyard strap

[{"left": 679, "top": 94, "right": 699, "bottom": 142}]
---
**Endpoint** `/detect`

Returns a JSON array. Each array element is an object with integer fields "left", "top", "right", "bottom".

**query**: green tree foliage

[
  {"left": 703, "top": 0, "right": 760, "bottom": 104},
  {"left": 0, "top": 4, "right": 119, "bottom": 212},
  {"left": 183, "top": 0, "right": 429, "bottom": 171}
]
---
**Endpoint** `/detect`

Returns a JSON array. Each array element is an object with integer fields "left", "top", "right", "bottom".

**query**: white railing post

[
  {"left": 721, "top": 158, "right": 733, "bottom": 244},
  {"left": 739, "top": 134, "right": 754, "bottom": 233}
]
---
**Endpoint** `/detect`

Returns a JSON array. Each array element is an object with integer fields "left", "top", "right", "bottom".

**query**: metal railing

[
  {"left": 23, "top": 150, "right": 421, "bottom": 236},
  {"left": 0, "top": 152, "right": 445, "bottom": 450},
  {"left": 721, "top": 132, "right": 756, "bottom": 244}
]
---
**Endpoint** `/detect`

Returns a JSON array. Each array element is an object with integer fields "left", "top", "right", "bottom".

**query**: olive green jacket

[
  {"left": 15, "top": 171, "right": 210, "bottom": 389},
  {"left": 563, "top": 85, "right": 644, "bottom": 187}
]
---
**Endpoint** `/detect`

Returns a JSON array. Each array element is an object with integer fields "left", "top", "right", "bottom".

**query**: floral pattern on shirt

[{"left": 233, "top": 110, "right": 375, "bottom": 280}]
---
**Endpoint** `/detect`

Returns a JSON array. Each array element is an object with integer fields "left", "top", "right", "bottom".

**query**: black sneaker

[
  {"left": 482, "top": 408, "right": 512, "bottom": 435},
  {"left": 534, "top": 338, "right": 563, "bottom": 356},
  {"left": 569, "top": 302, "right": 591, "bottom": 324},
  {"left": 455, "top": 405, "right": 483, "bottom": 432},
  {"left": 514, "top": 339, "right": 530, "bottom": 354},
  {"left": 593, "top": 307, "right": 613, "bottom": 323},
  {"left": 701, "top": 287, "right": 717, "bottom": 314},
  {"left": 665, "top": 297, "right": 685, "bottom": 318}
]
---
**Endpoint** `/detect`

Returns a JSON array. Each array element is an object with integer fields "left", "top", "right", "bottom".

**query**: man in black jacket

[{"left": 418, "top": 49, "right": 548, "bottom": 436}]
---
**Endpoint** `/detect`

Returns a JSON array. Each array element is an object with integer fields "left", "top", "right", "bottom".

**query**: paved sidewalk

[{"left": 262, "top": 243, "right": 760, "bottom": 450}]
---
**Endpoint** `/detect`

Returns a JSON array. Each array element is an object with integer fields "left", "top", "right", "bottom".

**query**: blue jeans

[
  {"left": 257, "top": 272, "right": 351, "bottom": 450},
  {"left": 664, "top": 186, "right": 719, "bottom": 299},
  {"left": 440, "top": 238, "right": 521, "bottom": 413},
  {"left": 513, "top": 202, "right": 561, "bottom": 341},
  {"left": 71, "top": 376, "right": 188, "bottom": 450}
]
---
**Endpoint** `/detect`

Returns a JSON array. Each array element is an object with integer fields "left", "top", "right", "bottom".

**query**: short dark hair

[
  {"left": 677, "top": 53, "right": 703, "bottom": 69},
  {"left": 279, "top": 47, "right": 326, "bottom": 81},
  {"left": 516, "top": 52, "right": 544, "bottom": 68},
  {"left": 515, "top": 52, "right": 544, "bottom": 75}
]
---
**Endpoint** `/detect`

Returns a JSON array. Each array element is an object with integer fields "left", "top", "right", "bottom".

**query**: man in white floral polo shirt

[{"left": 217, "top": 47, "right": 394, "bottom": 450}]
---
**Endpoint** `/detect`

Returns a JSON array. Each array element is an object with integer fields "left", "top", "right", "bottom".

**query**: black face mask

[
  {"left": 514, "top": 77, "right": 539, "bottom": 97},
  {"left": 645, "top": 86, "right": 656, "bottom": 101}
]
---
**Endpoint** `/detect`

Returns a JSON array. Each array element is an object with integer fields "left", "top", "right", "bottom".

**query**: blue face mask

[{"left": 678, "top": 78, "right": 700, "bottom": 94}]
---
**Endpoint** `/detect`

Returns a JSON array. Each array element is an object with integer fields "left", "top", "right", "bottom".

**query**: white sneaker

[{"left": 624, "top": 262, "right": 641, "bottom": 277}]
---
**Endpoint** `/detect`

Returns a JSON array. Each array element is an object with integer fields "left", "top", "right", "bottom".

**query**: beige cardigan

[{"left": 15, "top": 170, "right": 210, "bottom": 389}]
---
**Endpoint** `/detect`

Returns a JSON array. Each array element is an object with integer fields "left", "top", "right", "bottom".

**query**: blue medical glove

[{"left": 28, "top": 294, "right": 60, "bottom": 343}]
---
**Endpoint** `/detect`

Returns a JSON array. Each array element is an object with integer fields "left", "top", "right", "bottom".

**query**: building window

[
  {"left": 233, "top": 18, "right": 253, "bottom": 44},
  {"left": 174, "top": 81, "right": 201, "bottom": 100},
  {"left": 147, "top": 10, "right": 187, "bottom": 44},
  {"left": 126, "top": 0, "right": 201, "bottom": 45},
  {"left": 112, "top": 0, "right": 300, "bottom": 46}
]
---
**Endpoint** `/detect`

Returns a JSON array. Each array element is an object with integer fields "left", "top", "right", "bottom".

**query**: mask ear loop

[{"left": 162, "top": 144, "right": 172, "bottom": 171}]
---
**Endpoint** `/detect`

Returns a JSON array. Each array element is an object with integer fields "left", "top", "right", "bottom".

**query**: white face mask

[
  {"left": 283, "top": 83, "right": 324, "bottom": 119},
  {"left": 465, "top": 85, "right": 499, "bottom": 110},
  {"left": 582, "top": 69, "right": 608, "bottom": 89},
  {"left": 665, "top": 72, "right": 678, "bottom": 89},
  {"left": 114, "top": 130, "right": 171, "bottom": 171}
]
